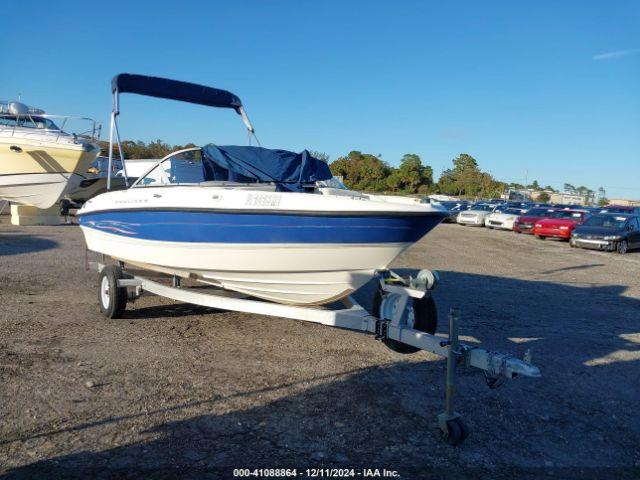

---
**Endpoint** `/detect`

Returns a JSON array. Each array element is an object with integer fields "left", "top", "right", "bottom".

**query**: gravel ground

[{"left": 0, "top": 223, "right": 639, "bottom": 479}]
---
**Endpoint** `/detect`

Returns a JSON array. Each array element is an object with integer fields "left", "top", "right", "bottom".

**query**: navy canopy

[
  {"left": 202, "top": 145, "right": 332, "bottom": 191},
  {"left": 112, "top": 74, "right": 243, "bottom": 111}
]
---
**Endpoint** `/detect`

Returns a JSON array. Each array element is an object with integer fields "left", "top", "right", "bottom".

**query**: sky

[{"left": 2, "top": 0, "right": 639, "bottom": 198}]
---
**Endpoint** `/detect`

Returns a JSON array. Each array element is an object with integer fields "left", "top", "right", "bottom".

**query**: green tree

[
  {"left": 435, "top": 153, "right": 504, "bottom": 198},
  {"left": 530, "top": 180, "right": 540, "bottom": 190},
  {"left": 310, "top": 151, "right": 330, "bottom": 163},
  {"left": 396, "top": 154, "right": 433, "bottom": 193},
  {"left": 597, "top": 187, "right": 608, "bottom": 206},
  {"left": 329, "top": 151, "right": 391, "bottom": 192},
  {"left": 537, "top": 191, "right": 551, "bottom": 203},
  {"left": 436, "top": 168, "right": 457, "bottom": 195}
]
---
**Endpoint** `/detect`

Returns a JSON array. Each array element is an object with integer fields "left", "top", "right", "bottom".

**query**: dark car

[
  {"left": 513, "top": 207, "right": 556, "bottom": 234},
  {"left": 441, "top": 201, "right": 470, "bottom": 223},
  {"left": 595, "top": 205, "right": 640, "bottom": 216},
  {"left": 570, "top": 214, "right": 640, "bottom": 254}
]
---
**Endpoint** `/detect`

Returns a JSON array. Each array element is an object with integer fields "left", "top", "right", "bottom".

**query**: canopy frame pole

[
  {"left": 238, "top": 106, "right": 260, "bottom": 147},
  {"left": 106, "top": 93, "right": 116, "bottom": 191},
  {"left": 113, "top": 112, "right": 128, "bottom": 187},
  {"left": 107, "top": 90, "right": 129, "bottom": 191}
]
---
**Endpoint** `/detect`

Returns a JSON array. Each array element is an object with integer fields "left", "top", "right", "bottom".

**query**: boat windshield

[
  {"left": 316, "top": 177, "right": 348, "bottom": 190},
  {"left": 135, "top": 150, "right": 205, "bottom": 186},
  {"left": 0, "top": 114, "right": 61, "bottom": 130}
]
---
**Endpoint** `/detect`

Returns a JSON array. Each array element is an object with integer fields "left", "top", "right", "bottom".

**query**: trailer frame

[{"left": 95, "top": 261, "right": 540, "bottom": 445}]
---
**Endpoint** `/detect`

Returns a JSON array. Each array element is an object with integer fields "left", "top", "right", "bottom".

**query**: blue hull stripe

[{"left": 79, "top": 210, "right": 443, "bottom": 244}]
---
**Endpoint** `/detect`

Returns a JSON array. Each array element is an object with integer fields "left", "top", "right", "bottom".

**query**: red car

[
  {"left": 514, "top": 207, "right": 556, "bottom": 234},
  {"left": 533, "top": 210, "right": 590, "bottom": 240}
]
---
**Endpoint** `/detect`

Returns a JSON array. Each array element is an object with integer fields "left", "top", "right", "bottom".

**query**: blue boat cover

[
  {"left": 112, "top": 74, "right": 243, "bottom": 111},
  {"left": 202, "top": 145, "right": 332, "bottom": 191}
]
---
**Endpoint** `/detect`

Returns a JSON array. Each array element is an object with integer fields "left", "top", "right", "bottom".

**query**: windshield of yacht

[{"left": 0, "top": 114, "right": 61, "bottom": 130}]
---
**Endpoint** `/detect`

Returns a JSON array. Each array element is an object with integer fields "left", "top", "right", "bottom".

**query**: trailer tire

[
  {"left": 98, "top": 265, "right": 128, "bottom": 319},
  {"left": 373, "top": 288, "right": 438, "bottom": 354}
]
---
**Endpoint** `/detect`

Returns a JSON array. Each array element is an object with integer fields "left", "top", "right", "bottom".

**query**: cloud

[{"left": 592, "top": 48, "right": 640, "bottom": 61}]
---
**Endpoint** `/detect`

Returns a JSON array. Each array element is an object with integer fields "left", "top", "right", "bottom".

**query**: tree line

[
  {"left": 102, "top": 140, "right": 607, "bottom": 202},
  {"left": 330, "top": 151, "right": 506, "bottom": 197}
]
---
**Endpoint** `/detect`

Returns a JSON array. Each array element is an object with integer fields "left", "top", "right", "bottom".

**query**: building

[
  {"left": 501, "top": 188, "right": 533, "bottom": 201},
  {"left": 548, "top": 192, "right": 588, "bottom": 205},
  {"left": 607, "top": 199, "right": 640, "bottom": 207}
]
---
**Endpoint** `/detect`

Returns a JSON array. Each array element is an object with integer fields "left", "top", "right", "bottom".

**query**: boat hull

[
  {"left": 0, "top": 172, "right": 82, "bottom": 209},
  {"left": 81, "top": 228, "right": 412, "bottom": 304},
  {"left": 79, "top": 208, "right": 443, "bottom": 305},
  {"left": 0, "top": 136, "right": 99, "bottom": 208}
]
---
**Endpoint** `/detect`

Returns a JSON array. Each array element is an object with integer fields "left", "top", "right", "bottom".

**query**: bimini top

[
  {"left": 202, "top": 145, "right": 332, "bottom": 191},
  {"left": 112, "top": 73, "right": 243, "bottom": 112}
]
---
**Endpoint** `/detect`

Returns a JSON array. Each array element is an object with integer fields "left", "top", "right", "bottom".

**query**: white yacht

[{"left": 0, "top": 100, "right": 101, "bottom": 208}]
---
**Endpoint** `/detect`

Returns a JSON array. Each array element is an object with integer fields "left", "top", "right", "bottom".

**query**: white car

[
  {"left": 485, "top": 207, "right": 526, "bottom": 230},
  {"left": 457, "top": 203, "right": 501, "bottom": 226}
]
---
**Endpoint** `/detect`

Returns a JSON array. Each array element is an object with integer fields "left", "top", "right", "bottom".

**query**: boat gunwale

[{"left": 76, "top": 206, "right": 449, "bottom": 218}]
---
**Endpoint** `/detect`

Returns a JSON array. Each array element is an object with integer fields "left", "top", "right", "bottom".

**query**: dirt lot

[{"left": 1, "top": 223, "right": 639, "bottom": 479}]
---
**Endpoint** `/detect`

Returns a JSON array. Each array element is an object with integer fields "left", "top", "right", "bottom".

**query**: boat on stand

[{"left": 0, "top": 100, "right": 101, "bottom": 209}]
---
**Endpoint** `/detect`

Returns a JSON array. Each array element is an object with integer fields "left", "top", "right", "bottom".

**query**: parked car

[
  {"left": 513, "top": 207, "right": 556, "bottom": 234},
  {"left": 570, "top": 214, "right": 640, "bottom": 254},
  {"left": 532, "top": 209, "right": 590, "bottom": 240},
  {"left": 485, "top": 207, "right": 525, "bottom": 230},
  {"left": 457, "top": 203, "right": 501, "bottom": 226},
  {"left": 595, "top": 205, "right": 640, "bottom": 216},
  {"left": 441, "top": 202, "right": 470, "bottom": 223}
]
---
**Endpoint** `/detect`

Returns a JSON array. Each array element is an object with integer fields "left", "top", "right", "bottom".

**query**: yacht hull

[
  {"left": 0, "top": 172, "right": 82, "bottom": 209},
  {"left": 0, "top": 137, "right": 99, "bottom": 208},
  {"left": 79, "top": 207, "right": 444, "bottom": 305}
]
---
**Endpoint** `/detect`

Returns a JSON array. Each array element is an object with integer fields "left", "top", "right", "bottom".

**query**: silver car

[{"left": 457, "top": 203, "right": 504, "bottom": 226}]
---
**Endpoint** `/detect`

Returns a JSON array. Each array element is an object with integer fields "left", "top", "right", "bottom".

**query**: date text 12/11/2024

[{"left": 233, "top": 468, "right": 401, "bottom": 478}]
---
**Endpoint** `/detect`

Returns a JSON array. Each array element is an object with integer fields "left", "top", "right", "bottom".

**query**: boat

[
  {"left": 78, "top": 74, "right": 448, "bottom": 305},
  {"left": 0, "top": 100, "right": 101, "bottom": 209},
  {"left": 64, "top": 156, "right": 130, "bottom": 205}
]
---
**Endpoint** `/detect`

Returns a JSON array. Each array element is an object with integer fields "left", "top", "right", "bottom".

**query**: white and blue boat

[{"left": 78, "top": 74, "right": 447, "bottom": 305}]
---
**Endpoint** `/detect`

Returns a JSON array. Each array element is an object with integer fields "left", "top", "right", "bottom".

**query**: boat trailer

[{"left": 95, "top": 261, "right": 541, "bottom": 446}]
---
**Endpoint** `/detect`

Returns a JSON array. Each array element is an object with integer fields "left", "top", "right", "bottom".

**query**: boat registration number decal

[{"left": 245, "top": 193, "right": 281, "bottom": 207}]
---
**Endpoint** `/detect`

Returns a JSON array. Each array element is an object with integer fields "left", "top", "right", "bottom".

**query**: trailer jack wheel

[
  {"left": 441, "top": 417, "right": 469, "bottom": 446},
  {"left": 98, "top": 265, "right": 128, "bottom": 319}
]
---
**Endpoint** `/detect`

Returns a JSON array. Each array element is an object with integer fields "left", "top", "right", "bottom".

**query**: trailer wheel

[
  {"left": 98, "top": 265, "right": 128, "bottom": 319},
  {"left": 373, "top": 288, "right": 438, "bottom": 354}
]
